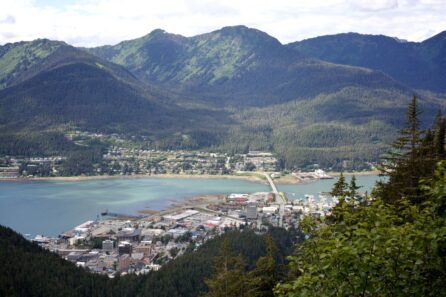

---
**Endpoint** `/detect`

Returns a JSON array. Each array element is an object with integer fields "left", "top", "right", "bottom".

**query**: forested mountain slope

[
  {"left": 288, "top": 31, "right": 446, "bottom": 92},
  {"left": 0, "top": 39, "right": 65, "bottom": 89},
  {"left": 86, "top": 26, "right": 406, "bottom": 106},
  {"left": 0, "top": 41, "right": 229, "bottom": 155}
]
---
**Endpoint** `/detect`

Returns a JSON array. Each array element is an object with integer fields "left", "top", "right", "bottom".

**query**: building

[
  {"left": 246, "top": 203, "right": 258, "bottom": 219},
  {"left": 134, "top": 242, "right": 152, "bottom": 256},
  {"left": 117, "top": 228, "right": 141, "bottom": 242},
  {"left": 262, "top": 206, "right": 279, "bottom": 214},
  {"left": 118, "top": 254, "right": 132, "bottom": 272},
  {"left": 118, "top": 241, "right": 132, "bottom": 255},
  {"left": 0, "top": 166, "right": 20, "bottom": 179},
  {"left": 102, "top": 239, "right": 114, "bottom": 252}
]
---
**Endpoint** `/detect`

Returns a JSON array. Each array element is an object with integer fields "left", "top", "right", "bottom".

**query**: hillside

[
  {"left": 0, "top": 39, "right": 65, "bottom": 89},
  {"left": 86, "top": 26, "right": 406, "bottom": 106},
  {"left": 287, "top": 31, "right": 446, "bottom": 93},
  {"left": 0, "top": 41, "right": 229, "bottom": 155},
  {"left": 81, "top": 26, "right": 444, "bottom": 168}
]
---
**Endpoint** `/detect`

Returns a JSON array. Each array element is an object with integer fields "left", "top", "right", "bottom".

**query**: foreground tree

[
  {"left": 330, "top": 172, "right": 348, "bottom": 198},
  {"left": 275, "top": 163, "right": 446, "bottom": 297},
  {"left": 275, "top": 99, "right": 446, "bottom": 297},
  {"left": 348, "top": 175, "right": 362, "bottom": 202},
  {"left": 377, "top": 96, "right": 444, "bottom": 204},
  {"left": 246, "top": 236, "right": 279, "bottom": 297},
  {"left": 204, "top": 239, "right": 247, "bottom": 297}
]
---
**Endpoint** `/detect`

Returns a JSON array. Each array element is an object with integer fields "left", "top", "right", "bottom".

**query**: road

[{"left": 263, "top": 173, "right": 285, "bottom": 227}]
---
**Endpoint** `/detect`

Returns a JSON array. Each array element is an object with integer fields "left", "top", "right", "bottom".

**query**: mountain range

[
  {"left": 0, "top": 26, "right": 445, "bottom": 169},
  {"left": 288, "top": 31, "right": 446, "bottom": 92}
]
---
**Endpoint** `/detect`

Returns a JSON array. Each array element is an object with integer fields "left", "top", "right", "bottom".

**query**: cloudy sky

[{"left": 1, "top": 0, "right": 445, "bottom": 47}]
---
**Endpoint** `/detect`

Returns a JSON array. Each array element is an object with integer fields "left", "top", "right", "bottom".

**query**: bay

[
  {"left": 0, "top": 175, "right": 381, "bottom": 237},
  {"left": 0, "top": 178, "right": 268, "bottom": 237}
]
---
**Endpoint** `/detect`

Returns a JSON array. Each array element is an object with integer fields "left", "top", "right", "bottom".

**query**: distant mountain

[
  {"left": 0, "top": 39, "right": 65, "bottom": 89},
  {"left": 86, "top": 26, "right": 405, "bottom": 106},
  {"left": 0, "top": 40, "right": 227, "bottom": 154},
  {"left": 287, "top": 31, "right": 446, "bottom": 93}
]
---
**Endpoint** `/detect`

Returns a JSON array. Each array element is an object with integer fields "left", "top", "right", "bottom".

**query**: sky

[{"left": 0, "top": 0, "right": 445, "bottom": 47}]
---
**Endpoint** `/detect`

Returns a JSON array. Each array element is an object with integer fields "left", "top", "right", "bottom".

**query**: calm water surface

[
  {"left": 0, "top": 175, "right": 381, "bottom": 236},
  {"left": 278, "top": 175, "right": 382, "bottom": 200}
]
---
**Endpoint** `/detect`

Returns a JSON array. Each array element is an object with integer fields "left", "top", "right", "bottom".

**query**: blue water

[
  {"left": 0, "top": 175, "right": 380, "bottom": 237},
  {"left": 277, "top": 175, "right": 382, "bottom": 200},
  {"left": 0, "top": 178, "right": 268, "bottom": 236}
]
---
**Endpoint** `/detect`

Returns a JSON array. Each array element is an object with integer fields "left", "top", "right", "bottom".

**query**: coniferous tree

[
  {"left": 330, "top": 172, "right": 348, "bottom": 198},
  {"left": 348, "top": 175, "right": 361, "bottom": 202},
  {"left": 246, "top": 235, "right": 279, "bottom": 297},
  {"left": 378, "top": 96, "right": 427, "bottom": 203},
  {"left": 434, "top": 111, "right": 446, "bottom": 158},
  {"left": 204, "top": 239, "right": 247, "bottom": 297}
]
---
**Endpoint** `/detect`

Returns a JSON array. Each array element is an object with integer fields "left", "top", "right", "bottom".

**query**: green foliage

[
  {"left": 276, "top": 195, "right": 446, "bottom": 297},
  {"left": 348, "top": 175, "right": 362, "bottom": 199},
  {"left": 0, "top": 132, "right": 77, "bottom": 156},
  {"left": 204, "top": 239, "right": 247, "bottom": 297},
  {"left": 377, "top": 96, "right": 444, "bottom": 204},
  {"left": 59, "top": 149, "right": 104, "bottom": 176},
  {"left": 246, "top": 235, "right": 280, "bottom": 297}
]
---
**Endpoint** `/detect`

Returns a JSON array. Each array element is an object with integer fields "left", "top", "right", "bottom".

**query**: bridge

[{"left": 263, "top": 173, "right": 285, "bottom": 227}]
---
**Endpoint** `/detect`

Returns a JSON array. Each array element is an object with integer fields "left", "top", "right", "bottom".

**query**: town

[
  {"left": 0, "top": 131, "right": 280, "bottom": 178},
  {"left": 31, "top": 173, "right": 340, "bottom": 278}
]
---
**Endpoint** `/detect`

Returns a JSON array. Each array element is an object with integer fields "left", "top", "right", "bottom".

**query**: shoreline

[
  {"left": 2, "top": 173, "right": 266, "bottom": 184},
  {"left": 327, "top": 170, "right": 380, "bottom": 177},
  {"left": 1, "top": 170, "right": 380, "bottom": 184}
]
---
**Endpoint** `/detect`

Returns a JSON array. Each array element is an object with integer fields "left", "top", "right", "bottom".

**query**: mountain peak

[
  {"left": 214, "top": 25, "right": 279, "bottom": 40},
  {"left": 141, "top": 28, "right": 187, "bottom": 44},
  {"left": 147, "top": 28, "right": 168, "bottom": 37},
  {"left": 422, "top": 30, "right": 446, "bottom": 44},
  {"left": 195, "top": 25, "right": 283, "bottom": 50},
  {"left": 219, "top": 25, "right": 251, "bottom": 33}
]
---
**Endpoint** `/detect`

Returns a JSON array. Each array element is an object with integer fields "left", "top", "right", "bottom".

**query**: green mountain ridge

[
  {"left": 85, "top": 25, "right": 407, "bottom": 106},
  {"left": 0, "top": 41, "right": 229, "bottom": 155},
  {"left": 0, "top": 38, "right": 65, "bottom": 89},
  {"left": 287, "top": 31, "right": 446, "bottom": 92}
]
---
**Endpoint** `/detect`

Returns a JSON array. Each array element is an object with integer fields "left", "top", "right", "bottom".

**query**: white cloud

[
  {"left": 348, "top": 0, "right": 399, "bottom": 11},
  {"left": 0, "top": 0, "right": 445, "bottom": 46}
]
